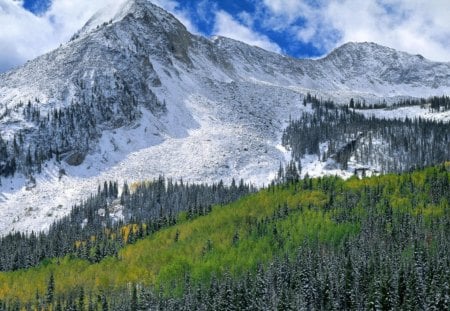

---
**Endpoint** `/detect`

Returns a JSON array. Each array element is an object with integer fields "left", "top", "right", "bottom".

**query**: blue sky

[
  {"left": 22, "top": 0, "right": 51, "bottom": 14},
  {"left": 172, "top": 0, "right": 328, "bottom": 57},
  {"left": 0, "top": 0, "right": 449, "bottom": 72}
]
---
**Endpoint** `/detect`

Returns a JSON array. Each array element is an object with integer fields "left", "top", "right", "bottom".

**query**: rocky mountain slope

[{"left": 0, "top": 0, "right": 449, "bottom": 233}]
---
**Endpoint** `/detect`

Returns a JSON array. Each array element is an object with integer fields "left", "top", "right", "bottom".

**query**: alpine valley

[{"left": 0, "top": 1, "right": 449, "bottom": 309}]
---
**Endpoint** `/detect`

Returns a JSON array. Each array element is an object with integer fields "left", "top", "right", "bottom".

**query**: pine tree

[
  {"left": 131, "top": 284, "right": 138, "bottom": 311},
  {"left": 45, "top": 272, "right": 55, "bottom": 305}
]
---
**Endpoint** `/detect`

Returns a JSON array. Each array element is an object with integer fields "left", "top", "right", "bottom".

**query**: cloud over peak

[{"left": 213, "top": 10, "right": 282, "bottom": 53}]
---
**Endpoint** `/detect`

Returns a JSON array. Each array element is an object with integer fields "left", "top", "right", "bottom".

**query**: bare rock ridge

[{"left": 321, "top": 41, "right": 450, "bottom": 88}]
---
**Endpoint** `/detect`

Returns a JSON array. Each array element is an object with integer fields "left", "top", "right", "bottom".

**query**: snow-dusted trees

[
  {"left": 275, "top": 160, "right": 301, "bottom": 185},
  {"left": 283, "top": 97, "right": 449, "bottom": 173},
  {"left": 0, "top": 177, "right": 253, "bottom": 272},
  {"left": 0, "top": 89, "right": 166, "bottom": 178}
]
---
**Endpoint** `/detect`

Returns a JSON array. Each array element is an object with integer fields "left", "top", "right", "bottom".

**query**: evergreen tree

[{"left": 45, "top": 272, "right": 55, "bottom": 305}]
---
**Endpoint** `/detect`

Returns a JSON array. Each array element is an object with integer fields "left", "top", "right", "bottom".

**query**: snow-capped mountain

[{"left": 0, "top": 0, "right": 449, "bottom": 233}]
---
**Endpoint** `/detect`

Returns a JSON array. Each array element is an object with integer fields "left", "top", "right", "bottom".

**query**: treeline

[
  {"left": 274, "top": 160, "right": 302, "bottom": 185},
  {"left": 0, "top": 87, "right": 165, "bottom": 178},
  {"left": 347, "top": 95, "right": 450, "bottom": 111},
  {"left": 283, "top": 97, "right": 449, "bottom": 172},
  {"left": 0, "top": 177, "right": 253, "bottom": 271},
  {"left": 0, "top": 165, "right": 448, "bottom": 310}
]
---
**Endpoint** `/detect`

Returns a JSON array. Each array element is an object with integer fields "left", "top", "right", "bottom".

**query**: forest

[
  {"left": 284, "top": 95, "right": 449, "bottom": 172},
  {"left": 0, "top": 177, "right": 253, "bottom": 271},
  {"left": 346, "top": 95, "right": 450, "bottom": 111},
  {"left": 0, "top": 87, "right": 165, "bottom": 178},
  {"left": 0, "top": 164, "right": 448, "bottom": 310}
]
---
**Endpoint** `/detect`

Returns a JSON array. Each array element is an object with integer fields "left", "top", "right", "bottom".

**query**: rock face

[
  {"left": 0, "top": 0, "right": 449, "bottom": 234},
  {"left": 65, "top": 152, "right": 86, "bottom": 166},
  {"left": 319, "top": 42, "right": 450, "bottom": 90}
]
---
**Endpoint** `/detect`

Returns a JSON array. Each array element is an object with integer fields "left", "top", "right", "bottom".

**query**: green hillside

[{"left": 0, "top": 164, "right": 448, "bottom": 310}]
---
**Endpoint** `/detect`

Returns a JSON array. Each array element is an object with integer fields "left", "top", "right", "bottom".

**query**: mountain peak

[
  {"left": 318, "top": 41, "right": 450, "bottom": 88},
  {"left": 327, "top": 41, "right": 430, "bottom": 62},
  {"left": 67, "top": 0, "right": 192, "bottom": 64},
  {"left": 74, "top": 0, "right": 186, "bottom": 40},
  {"left": 330, "top": 41, "right": 396, "bottom": 55},
  {"left": 323, "top": 40, "right": 435, "bottom": 67}
]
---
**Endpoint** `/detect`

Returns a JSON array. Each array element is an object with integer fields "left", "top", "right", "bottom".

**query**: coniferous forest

[
  {"left": 0, "top": 178, "right": 253, "bottom": 271},
  {"left": 283, "top": 96, "right": 449, "bottom": 172},
  {"left": 0, "top": 164, "right": 448, "bottom": 310},
  {"left": 0, "top": 91, "right": 165, "bottom": 178}
]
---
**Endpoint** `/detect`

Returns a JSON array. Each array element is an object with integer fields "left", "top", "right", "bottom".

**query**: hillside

[{"left": 0, "top": 164, "right": 448, "bottom": 309}]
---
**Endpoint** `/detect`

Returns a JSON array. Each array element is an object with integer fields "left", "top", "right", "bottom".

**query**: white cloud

[
  {"left": 237, "top": 11, "right": 255, "bottom": 27},
  {"left": 326, "top": 0, "right": 450, "bottom": 61},
  {"left": 262, "top": 0, "right": 309, "bottom": 19},
  {"left": 213, "top": 10, "right": 282, "bottom": 53},
  {"left": 0, "top": 0, "right": 52, "bottom": 71},
  {"left": 194, "top": 0, "right": 217, "bottom": 25},
  {"left": 0, "top": 0, "right": 128, "bottom": 72},
  {"left": 151, "top": 0, "right": 200, "bottom": 34},
  {"left": 0, "top": 0, "right": 199, "bottom": 72},
  {"left": 262, "top": 0, "right": 450, "bottom": 62}
]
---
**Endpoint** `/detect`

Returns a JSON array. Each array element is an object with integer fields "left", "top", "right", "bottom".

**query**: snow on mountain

[
  {"left": 0, "top": 0, "right": 449, "bottom": 233},
  {"left": 356, "top": 105, "right": 450, "bottom": 123},
  {"left": 318, "top": 42, "right": 450, "bottom": 97}
]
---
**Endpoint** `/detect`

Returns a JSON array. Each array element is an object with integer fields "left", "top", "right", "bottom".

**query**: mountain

[
  {"left": 2, "top": 1, "right": 450, "bottom": 107},
  {"left": 320, "top": 42, "right": 450, "bottom": 90},
  {"left": 0, "top": 0, "right": 449, "bottom": 233}
]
